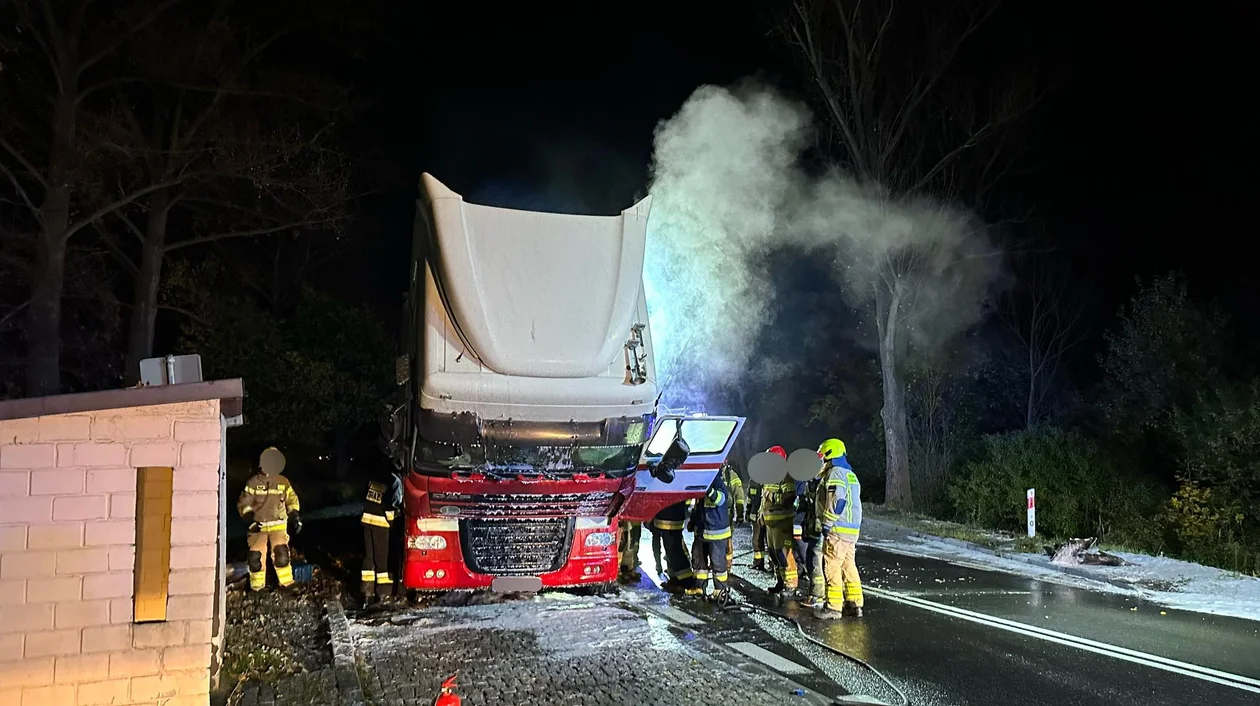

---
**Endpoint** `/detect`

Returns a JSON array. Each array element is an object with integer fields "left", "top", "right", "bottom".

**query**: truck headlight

[
  {"left": 409, "top": 535, "right": 448, "bottom": 550},
  {"left": 584, "top": 532, "right": 615, "bottom": 548}
]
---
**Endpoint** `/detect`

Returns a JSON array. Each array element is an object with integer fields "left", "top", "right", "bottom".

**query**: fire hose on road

[
  {"left": 720, "top": 595, "right": 911, "bottom": 706},
  {"left": 721, "top": 547, "right": 911, "bottom": 706}
]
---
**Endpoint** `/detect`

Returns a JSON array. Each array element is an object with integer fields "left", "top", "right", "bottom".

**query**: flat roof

[{"left": 0, "top": 379, "right": 244, "bottom": 422}]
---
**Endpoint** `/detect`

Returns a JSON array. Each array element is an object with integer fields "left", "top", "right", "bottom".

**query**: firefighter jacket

[
  {"left": 796, "top": 477, "right": 822, "bottom": 540},
  {"left": 722, "top": 465, "right": 745, "bottom": 508},
  {"left": 237, "top": 473, "right": 300, "bottom": 532},
  {"left": 819, "top": 455, "right": 862, "bottom": 539},
  {"left": 652, "top": 501, "right": 689, "bottom": 531},
  {"left": 689, "top": 473, "right": 732, "bottom": 541},
  {"left": 361, "top": 474, "right": 403, "bottom": 528},
  {"left": 747, "top": 483, "right": 762, "bottom": 517},
  {"left": 760, "top": 480, "right": 797, "bottom": 523}
]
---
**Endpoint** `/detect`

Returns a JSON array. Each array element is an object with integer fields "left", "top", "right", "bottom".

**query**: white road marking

[
  {"left": 726, "top": 641, "right": 813, "bottom": 675},
  {"left": 650, "top": 604, "right": 705, "bottom": 626},
  {"left": 867, "top": 587, "right": 1260, "bottom": 694}
]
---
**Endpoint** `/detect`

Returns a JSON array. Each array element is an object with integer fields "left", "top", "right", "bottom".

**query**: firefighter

[
  {"left": 817, "top": 438, "right": 864, "bottom": 618},
  {"left": 797, "top": 466, "right": 825, "bottom": 607},
  {"left": 617, "top": 520, "right": 643, "bottom": 583},
  {"left": 721, "top": 462, "right": 743, "bottom": 570},
  {"left": 237, "top": 447, "right": 302, "bottom": 592},
  {"left": 652, "top": 501, "right": 694, "bottom": 592},
  {"left": 723, "top": 462, "right": 746, "bottom": 523},
  {"left": 748, "top": 481, "right": 768, "bottom": 571},
  {"left": 760, "top": 446, "right": 798, "bottom": 595},
  {"left": 686, "top": 472, "right": 732, "bottom": 601},
  {"left": 361, "top": 465, "right": 403, "bottom": 603}
]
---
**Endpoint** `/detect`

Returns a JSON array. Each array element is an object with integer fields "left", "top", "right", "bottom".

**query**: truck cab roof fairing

[{"left": 420, "top": 173, "right": 652, "bottom": 379}]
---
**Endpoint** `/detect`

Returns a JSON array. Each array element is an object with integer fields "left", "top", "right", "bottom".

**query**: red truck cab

[{"left": 399, "top": 413, "right": 744, "bottom": 592}]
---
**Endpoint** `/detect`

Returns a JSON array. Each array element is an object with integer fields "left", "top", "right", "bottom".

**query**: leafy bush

[{"left": 948, "top": 426, "right": 1162, "bottom": 544}]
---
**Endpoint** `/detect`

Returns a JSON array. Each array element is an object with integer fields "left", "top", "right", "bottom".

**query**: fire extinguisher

[{"left": 433, "top": 674, "right": 461, "bottom": 706}]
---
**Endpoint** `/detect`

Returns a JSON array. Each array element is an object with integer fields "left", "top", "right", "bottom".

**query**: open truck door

[{"left": 620, "top": 414, "right": 746, "bottom": 522}]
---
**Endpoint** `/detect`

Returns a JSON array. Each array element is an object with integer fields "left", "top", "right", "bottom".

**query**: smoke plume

[{"left": 644, "top": 81, "right": 1000, "bottom": 409}]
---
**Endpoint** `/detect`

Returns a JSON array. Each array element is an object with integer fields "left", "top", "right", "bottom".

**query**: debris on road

[{"left": 1047, "top": 537, "right": 1133, "bottom": 566}]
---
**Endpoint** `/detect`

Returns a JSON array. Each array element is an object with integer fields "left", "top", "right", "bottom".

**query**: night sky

[{"left": 341, "top": 1, "right": 1256, "bottom": 341}]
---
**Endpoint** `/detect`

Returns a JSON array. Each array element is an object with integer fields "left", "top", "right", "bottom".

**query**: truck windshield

[{"left": 417, "top": 441, "right": 644, "bottom": 478}]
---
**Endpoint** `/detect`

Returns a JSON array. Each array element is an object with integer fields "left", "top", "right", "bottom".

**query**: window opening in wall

[{"left": 134, "top": 466, "right": 174, "bottom": 622}]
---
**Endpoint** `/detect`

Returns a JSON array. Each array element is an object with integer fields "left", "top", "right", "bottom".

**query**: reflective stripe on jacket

[
  {"left": 796, "top": 477, "right": 822, "bottom": 539},
  {"left": 690, "top": 473, "right": 732, "bottom": 541},
  {"left": 747, "top": 485, "right": 762, "bottom": 515},
  {"left": 361, "top": 475, "right": 402, "bottom": 527},
  {"left": 760, "top": 480, "right": 796, "bottom": 522},
  {"left": 818, "top": 455, "right": 861, "bottom": 538},
  {"left": 723, "top": 466, "right": 746, "bottom": 507},
  {"left": 653, "top": 501, "right": 689, "bottom": 531},
  {"left": 237, "top": 473, "right": 300, "bottom": 531}
]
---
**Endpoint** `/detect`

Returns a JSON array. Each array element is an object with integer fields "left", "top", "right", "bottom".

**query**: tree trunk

[
  {"left": 26, "top": 94, "right": 78, "bottom": 396},
  {"left": 877, "top": 281, "right": 913, "bottom": 508},
  {"left": 1025, "top": 338, "right": 1036, "bottom": 427},
  {"left": 124, "top": 191, "right": 172, "bottom": 383},
  {"left": 25, "top": 237, "right": 67, "bottom": 396}
]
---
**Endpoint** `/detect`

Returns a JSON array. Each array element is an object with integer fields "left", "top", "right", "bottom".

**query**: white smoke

[
  {"left": 644, "top": 81, "right": 999, "bottom": 408},
  {"left": 643, "top": 83, "right": 812, "bottom": 409}
]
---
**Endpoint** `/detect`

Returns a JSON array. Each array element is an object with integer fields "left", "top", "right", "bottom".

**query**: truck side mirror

[
  {"left": 378, "top": 404, "right": 405, "bottom": 461},
  {"left": 650, "top": 436, "right": 690, "bottom": 484}
]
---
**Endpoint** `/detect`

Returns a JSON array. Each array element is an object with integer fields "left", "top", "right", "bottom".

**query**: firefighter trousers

[
  {"left": 690, "top": 536, "right": 729, "bottom": 591},
  {"left": 361, "top": 523, "right": 395, "bottom": 597},
  {"left": 659, "top": 529, "right": 694, "bottom": 586},
  {"left": 752, "top": 517, "right": 767, "bottom": 564},
  {"left": 802, "top": 536, "right": 824, "bottom": 599},
  {"left": 726, "top": 536, "right": 734, "bottom": 569},
  {"left": 765, "top": 519, "right": 798, "bottom": 588},
  {"left": 650, "top": 526, "right": 664, "bottom": 573},
  {"left": 822, "top": 534, "right": 863, "bottom": 610},
  {"left": 618, "top": 521, "right": 642, "bottom": 573},
  {"left": 247, "top": 530, "right": 292, "bottom": 591}
]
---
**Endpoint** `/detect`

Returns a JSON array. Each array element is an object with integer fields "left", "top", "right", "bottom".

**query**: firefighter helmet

[
  {"left": 817, "top": 438, "right": 847, "bottom": 461},
  {"left": 767, "top": 445, "right": 787, "bottom": 460}
]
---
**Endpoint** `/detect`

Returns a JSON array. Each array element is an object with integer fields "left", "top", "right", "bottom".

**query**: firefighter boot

[
  {"left": 842, "top": 601, "right": 863, "bottom": 618},
  {"left": 768, "top": 579, "right": 787, "bottom": 595},
  {"left": 752, "top": 557, "right": 766, "bottom": 572}
]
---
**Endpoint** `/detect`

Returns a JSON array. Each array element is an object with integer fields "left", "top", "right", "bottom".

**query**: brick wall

[{"left": 1, "top": 401, "right": 223, "bottom": 706}]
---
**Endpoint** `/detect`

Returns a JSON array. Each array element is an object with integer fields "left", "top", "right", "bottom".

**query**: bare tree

[
  {"left": 781, "top": 0, "right": 1039, "bottom": 507},
  {"left": 85, "top": 5, "right": 352, "bottom": 381},
  {"left": 0, "top": 0, "right": 182, "bottom": 395},
  {"left": 998, "top": 254, "right": 1085, "bottom": 427}
]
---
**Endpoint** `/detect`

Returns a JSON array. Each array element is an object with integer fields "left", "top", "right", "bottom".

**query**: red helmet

[{"left": 767, "top": 445, "right": 787, "bottom": 459}]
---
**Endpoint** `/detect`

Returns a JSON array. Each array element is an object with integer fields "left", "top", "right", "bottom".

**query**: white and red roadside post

[{"left": 1026, "top": 488, "right": 1036, "bottom": 538}]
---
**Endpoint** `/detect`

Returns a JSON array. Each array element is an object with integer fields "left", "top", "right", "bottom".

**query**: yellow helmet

[{"left": 817, "top": 438, "right": 847, "bottom": 461}]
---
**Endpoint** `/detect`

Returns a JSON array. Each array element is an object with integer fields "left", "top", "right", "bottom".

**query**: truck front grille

[
  {"left": 431, "top": 491, "right": 616, "bottom": 519},
  {"left": 460, "top": 518, "right": 573, "bottom": 575}
]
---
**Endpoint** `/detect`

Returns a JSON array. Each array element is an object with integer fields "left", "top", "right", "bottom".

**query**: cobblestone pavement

[{"left": 349, "top": 594, "right": 829, "bottom": 706}]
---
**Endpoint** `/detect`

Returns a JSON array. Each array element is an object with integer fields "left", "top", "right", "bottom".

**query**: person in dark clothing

[
  {"left": 686, "top": 473, "right": 732, "bottom": 602},
  {"left": 652, "top": 501, "right": 694, "bottom": 593},
  {"left": 748, "top": 482, "right": 769, "bottom": 572},
  {"left": 797, "top": 474, "right": 824, "bottom": 606},
  {"left": 360, "top": 466, "right": 403, "bottom": 605}
]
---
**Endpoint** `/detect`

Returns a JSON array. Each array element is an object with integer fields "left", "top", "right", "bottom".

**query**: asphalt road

[{"left": 631, "top": 529, "right": 1260, "bottom": 706}]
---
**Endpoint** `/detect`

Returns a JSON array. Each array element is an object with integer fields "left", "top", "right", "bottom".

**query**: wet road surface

[
  {"left": 861, "top": 544, "right": 1260, "bottom": 680},
  {"left": 624, "top": 528, "right": 1260, "bottom": 706}
]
